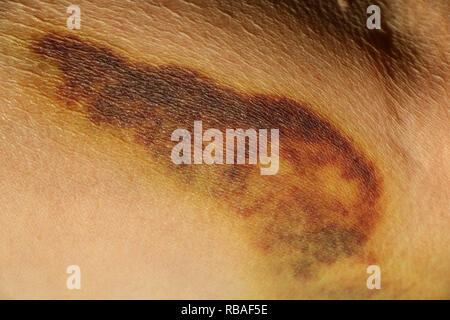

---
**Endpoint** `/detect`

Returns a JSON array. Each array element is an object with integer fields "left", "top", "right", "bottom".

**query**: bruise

[{"left": 31, "top": 33, "right": 383, "bottom": 279}]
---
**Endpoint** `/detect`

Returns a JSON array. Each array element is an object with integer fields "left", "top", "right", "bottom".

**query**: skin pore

[{"left": 0, "top": 0, "right": 449, "bottom": 298}]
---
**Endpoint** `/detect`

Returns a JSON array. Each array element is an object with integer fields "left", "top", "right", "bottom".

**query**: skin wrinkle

[
  {"left": 266, "top": 0, "right": 421, "bottom": 81},
  {"left": 31, "top": 32, "right": 383, "bottom": 279},
  {"left": 264, "top": 0, "right": 450, "bottom": 125},
  {"left": 209, "top": 0, "right": 441, "bottom": 127}
]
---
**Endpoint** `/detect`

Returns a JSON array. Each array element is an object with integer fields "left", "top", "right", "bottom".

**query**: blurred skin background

[{"left": 0, "top": 0, "right": 448, "bottom": 299}]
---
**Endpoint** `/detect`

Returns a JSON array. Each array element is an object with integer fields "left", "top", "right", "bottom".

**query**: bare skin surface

[{"left": 0, "top": 0, "right": 449, "bottom": 299}]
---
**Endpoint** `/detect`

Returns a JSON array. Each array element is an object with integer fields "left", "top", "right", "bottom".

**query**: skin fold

[{"left": 0, "top": 0, "right": 448, "bottom": 299}]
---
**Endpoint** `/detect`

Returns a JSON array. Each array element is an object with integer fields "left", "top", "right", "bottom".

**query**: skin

[{"left": 0, "top": 0, "right": 448, "bottom": 299}]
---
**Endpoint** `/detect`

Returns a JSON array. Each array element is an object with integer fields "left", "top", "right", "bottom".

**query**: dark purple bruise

[
  {"left": 32, "top": 33, "right": 343, "bottom": 143},
  {"left": 31, "top": 32, "right": 383, "bottom": 279}
]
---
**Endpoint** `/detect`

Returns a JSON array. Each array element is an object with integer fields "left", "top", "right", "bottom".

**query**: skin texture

[
  {"left": 31, "top": 32, "right": 383, "bottom": 280},
  {"left": 0, "top": 0, "right": 449, "bottom": 298}
]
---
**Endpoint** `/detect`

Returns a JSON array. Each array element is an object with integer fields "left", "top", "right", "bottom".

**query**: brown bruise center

[{"left": 31, "top": 33, "right": 383, "bottom": 279}]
